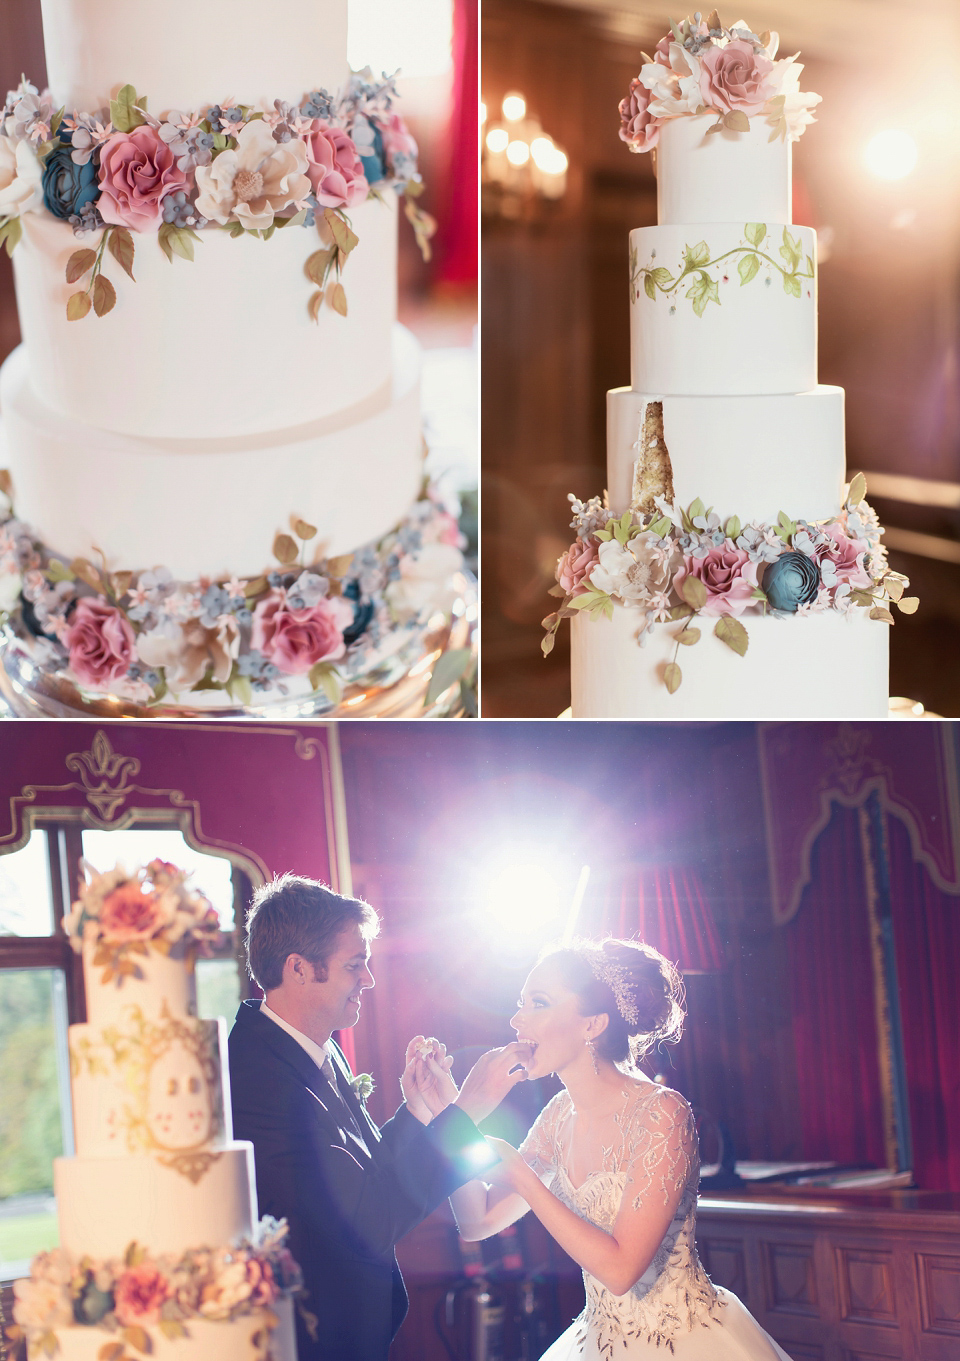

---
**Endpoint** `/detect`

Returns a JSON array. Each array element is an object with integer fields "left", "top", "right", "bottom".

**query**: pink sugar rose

[
  {"left": 305, "top": 122, "right": 369, "bottom": 208},
  {"left": 99, "top": 880, "right": 164, "bottom": 940},
  {"left": 557, "top": 537, "right": 601, "bottom": 596},
  {"left": 816, "top": 521, "right": 872, "bottom": 589},
  {"left": 252, "top": 590, "right": 354, "bottom": 674},
  {"left": 97, "top": 124, "right": 190, "bottom": 231},
  {"left": 65, "top": 596, "right": 136, "bottom": 688},
  {"left": 699, "top": 39, "right": 776, "bottom": 114},
  {"left": 618, "top": 77, "right": 660, "bottom": 152},
  {"left": 674, "top": 546, "right": 759, "bottom": 616},
  {"left": 380, "top": 112, "right": 418, "bottom": 164},
  {"left": 114, "top": 1264, "right": 170, "bottom": 1326}
]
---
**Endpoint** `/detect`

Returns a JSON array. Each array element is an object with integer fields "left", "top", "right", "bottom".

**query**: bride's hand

[
  {"left": 401, "top": 1035, "right": 457, "bottom": 1122},
  {"left": 483, "top": 1136, "right": 530, "bottom": 1193}
]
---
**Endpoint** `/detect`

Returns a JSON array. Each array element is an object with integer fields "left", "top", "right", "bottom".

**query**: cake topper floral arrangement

[
  {"left": 618, "top": 11, "right": 821, "bottom": 152},
  {"left": 6, "top": 1219, "right": 302, "bottom": 1361},
  {"left": 63, "top": 859, "right": 221, "bottom": 984},
  {"left": 0, "top": 70, "right": 432, "bottom": 320},
  {"left": 543, "top": 475, "right": 918, "bottom": 694},
  {"left": 0, "top": 470, "right": 466, "bottom": 708}
]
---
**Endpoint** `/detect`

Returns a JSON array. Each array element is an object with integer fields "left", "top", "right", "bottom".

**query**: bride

[{"left": 436, "top": 938, "right": 794, "bottom": 1359}]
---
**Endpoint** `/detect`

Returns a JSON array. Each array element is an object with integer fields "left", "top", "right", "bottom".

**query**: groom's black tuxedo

[{"left": 229, "top": 1000, "right": 487, "bottom": 1361}]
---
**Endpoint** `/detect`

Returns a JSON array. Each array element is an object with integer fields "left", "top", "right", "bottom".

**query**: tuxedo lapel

[{"left": 329, "top": 1040, "right": 383, "bottom": 1148}]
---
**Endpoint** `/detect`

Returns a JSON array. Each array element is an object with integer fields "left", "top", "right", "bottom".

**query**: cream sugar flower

[
  {"left": 194, "top": 118, "right": 311, "bottom": 231},
  {"left": 639, "top": 43, "right": 702, "bottom": 120},
  {"left": 0, "top": 130, "right": 43, "bottom": 217}
]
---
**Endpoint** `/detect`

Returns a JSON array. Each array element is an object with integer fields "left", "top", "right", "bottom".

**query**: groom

[{"left": 229, "top": 874, "right": 527, "bottom": 1361}]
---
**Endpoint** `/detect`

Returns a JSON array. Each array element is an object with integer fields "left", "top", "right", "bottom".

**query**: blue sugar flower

[
  {"left": 762, "top": 551, "right": 821, "bottom": 612},
  {"left": 42, "top": 132, "right": 100, "bottom": 220}
]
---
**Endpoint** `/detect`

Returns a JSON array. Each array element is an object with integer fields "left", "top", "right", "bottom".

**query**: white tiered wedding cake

[
  {"left": 543, "top": 12, "right": 916, "bottom": 718},
  {"left": 0, "top": 0, "right": 469, "bottom": 714},
  {"left": 8, "top": 862, "right": 300, "bottom": 1361}
]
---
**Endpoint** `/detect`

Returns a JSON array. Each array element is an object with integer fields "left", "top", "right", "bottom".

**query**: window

[{"left": 0, "top": 822, "right": 253, "bottom": 1285}]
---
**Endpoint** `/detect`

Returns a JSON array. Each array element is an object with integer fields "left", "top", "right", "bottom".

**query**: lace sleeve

[
  {"left": 623, "top": 1086, "right": 698, "bottom": 1213},
  {"left": 519, "top": 1090, "right": 569, "bottom": 1181}
]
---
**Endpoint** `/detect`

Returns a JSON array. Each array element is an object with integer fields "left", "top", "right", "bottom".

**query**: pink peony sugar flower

[
  {"left": 699, "top": 39, "right": 776, "bottom": 114},
  {"left": 618, "top": 77, "right": 660, "bottom": 152},
  {"left": 252, "top": 590, "right": 354, "bottom": 674},
  {"left": 816, "top": 521, "right": 872, "bottom": 590},
  {"left": 98, "top": 880, "right": 164, "bottom": 940},
  {"left": 674, "top": 545, "right": 759, "bottom": 616},
  {"left": 305, "top": 122, "right": 368, "bottom": 208},
  {"left": 557, "top": 537, "right": 601, "bottom": 595},
  {"left": 65, "top": 596, "right": 136, "bottom": 688},
  {"left": 97, "top": 124, "right": 190, "bottom": 231},
  {"left": 113, "top": 1264, "right": 170, "bottom": 1326}
]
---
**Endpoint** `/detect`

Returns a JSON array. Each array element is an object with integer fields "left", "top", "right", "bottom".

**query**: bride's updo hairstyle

[{"left": 540, "top": 937, "right": 685, "bottom": 1065}]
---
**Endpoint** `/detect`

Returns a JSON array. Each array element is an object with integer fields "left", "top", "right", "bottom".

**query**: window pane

[
  {"left": 197, "top": 957, "right": 242, "bottom": 1025},
  {"left": 81, "top": 829, "right": 235, "bottom": 930},
  {"left": 0, "top": 969, "right": 68, "bottom": 1280},
  {"left": 0, "top": 831, "right": 54, "bottom": 936}
]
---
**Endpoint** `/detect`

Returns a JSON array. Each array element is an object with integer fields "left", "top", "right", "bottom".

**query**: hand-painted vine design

[{"left": 629, "top": 224, "right": 814, "bottom": 316}]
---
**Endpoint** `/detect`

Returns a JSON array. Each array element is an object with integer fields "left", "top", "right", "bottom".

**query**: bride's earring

[{"left": 586, "top": 1037, "right": 600, "bottom": 1075}]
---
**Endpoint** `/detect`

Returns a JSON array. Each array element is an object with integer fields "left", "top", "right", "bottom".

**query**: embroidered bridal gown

[{"left": 519, "top": 1082, "right": 793, "bottom": 1360}]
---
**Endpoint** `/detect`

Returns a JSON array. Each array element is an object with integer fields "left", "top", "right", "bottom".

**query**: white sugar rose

[
  {"left": 194, "top": 119, "right": 310, "bottom": 230},
  {"left": 386, "top": 543, "right": 462, "bottom": 622},
  {"left": 137, "top": 615, "right": 240, "bottom": 691},
  {"left": 589, "top": 533, "right": 676, "bottom": 605},
  {"left": 0, "top": 133, "right": 43, "bottom": 217}
]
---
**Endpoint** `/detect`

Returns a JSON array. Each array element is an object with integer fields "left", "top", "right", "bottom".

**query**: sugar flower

[
  {"left": 0, "top": 134, "right": 42, "bottom": 216},
  {"left": 194, "top": 118, "right": 311, "bottom": 230}
]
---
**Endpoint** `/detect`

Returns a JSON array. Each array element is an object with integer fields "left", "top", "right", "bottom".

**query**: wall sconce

[{"left": 481, "top": 91, "right": 568, "bottom": 217}]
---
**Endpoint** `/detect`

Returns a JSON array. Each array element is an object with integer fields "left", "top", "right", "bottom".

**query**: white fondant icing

[
  {"left": 49, "top": 1299, "right": 297, "bottom": 1361},
  {"left": 655, "top": 113, "right": 792, "bottom": 226},
  {"left": 570, "top": 608, "right": 889, "bottom": 719},
  {"left": 606, "top": 386, "right": 846, "bottom": 525},
  {"left": 55, "top": 1143, "right": 257, "bottom": 1257},
  {"left": 49, "top": 1298, "right": 296, "bottom": 1361},
  {"left": 69, "top": 1015, "right": 230, "bottom": 1159},
  {"left": 12, "top": 193, "right": 398, "bottom": 438},
  {"left": 1, "top": 324, "right": 423, "bottom": 579},
  {"left": 41, "top": 0, "right": 347, "bottom": 111},
  {"left": 82, "top": 937, "right": 198, "bottom": 1028},
  {"left": 629, "top": 223, "right": 817, "bottom": 396}
]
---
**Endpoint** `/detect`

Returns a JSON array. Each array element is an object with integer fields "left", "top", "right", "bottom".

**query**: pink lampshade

[{"left": 602, "top": 864, "right": 725, "bottom": 973}]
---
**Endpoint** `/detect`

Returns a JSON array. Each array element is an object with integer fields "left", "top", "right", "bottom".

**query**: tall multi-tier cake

[
  {"left": 543, "top": 12, "right": 916, "bottom": 718},
  {"left": 0, "top": 0, "right": 473, "bottom": 716},
  {"left": 8, "top": 861, "right": 300, "bottom": 1361}
]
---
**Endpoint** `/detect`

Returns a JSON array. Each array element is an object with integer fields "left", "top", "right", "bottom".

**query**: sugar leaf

[
  {"left": 92, "top": 273, "right": 116, "bottom": 317},
  {"left": 294, "top": 519, "right": 317, "bottom": 540},
  {"left": 677, "top": 627, "right": 701, "bottom": 646},
  {"left": 895, "top": 597, "right": 919, "bottom": 615},
  {"left": 273, "top": 533, "right": 299, "bottom": 564},
  {"left": 847, "top": 471, "right": 867, "bottom": 505},
  {"left": 107, "top": 227, "right": 136, "bottom": 280},
  {"left": 424, "top": 647, "right": 472, "bottom": 706},
  {"left": 326, "top": 281, "right": 347, "bottom": 316},
  {"left": 664, "top": 661, "right": 682, "bottom": 693},
  {"left": 681, "top": 575, "right": 707, "bottom": 611},
  {"left": 869, "top": 606, "right": 895, "bottom": 624},
  {"left": 110, "top": 84, "right": 146, "bottom": 133},
  {"left": 714, "top": 616, "right": 749, "bottom": 656},
  {"left": 65, "top": 248, "right": 97, "bottom": 284},
  {"left": 66, "top": 290, "right": 92, "bottom": 320}
]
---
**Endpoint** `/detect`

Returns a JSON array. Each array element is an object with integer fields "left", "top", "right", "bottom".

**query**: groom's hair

[{"left": 245, "top": 874, "right": 380, "bottom": 992}]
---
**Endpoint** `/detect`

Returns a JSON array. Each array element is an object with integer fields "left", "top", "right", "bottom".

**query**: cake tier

[
  {"left": 82, "top": 937, "right": 198, "bottom": 1028},
  {"left": 47, "top": 1297, "right": 296, "bottom": 1361},
  {"left": 55, "top": 1143, "right": 257, "bottom": 1257},
  {"left": 70, "top": 1014, "right": 231, "bottom": 1159},
  {"left": 0, "top": 323, "right": 422, "bottom": 579},
  {"left": 42, "top": 0, "right": 347, "bottom": 111},
  {"left": 571, "top": 608, "right": 889, "bottom": 718},
  {"left": 655, "top": 113, "right": 792, "bottom": 226},
  {"left": 607, "top": 386, "right": 845, "bottom": 525},
  {"left": 12, "top": 193, "right": 397, "bottom": 439},
  {"left": 630, "top": 223, "right": 817, "bottom": 395}
]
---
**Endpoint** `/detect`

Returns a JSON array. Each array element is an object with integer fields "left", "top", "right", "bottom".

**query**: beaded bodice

[{"left": 520, "top": 1082, "right": 722, "bottom": 1353}]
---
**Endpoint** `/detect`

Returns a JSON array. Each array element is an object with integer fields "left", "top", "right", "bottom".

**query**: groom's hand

[
  {"left": 454, "top": 1043, "right": 532, "bottom": 1125},
  {"left": 401, "top": 1035, "right": 457, "bottom": 1123}
]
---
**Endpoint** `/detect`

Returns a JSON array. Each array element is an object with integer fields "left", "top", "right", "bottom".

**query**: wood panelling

[
  {"left": 765, "top": 1240, "right": 820, "bottom": 1317},
  {"left": 837, "top": 1249, "right": 898, "bottom": 1328},
  {"left": 916, "top": 1253, "right": 960, "bottom": 1338}
]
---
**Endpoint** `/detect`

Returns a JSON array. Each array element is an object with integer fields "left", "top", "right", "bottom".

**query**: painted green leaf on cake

[
  {"left": 66, "top": 290, "right": 91, "bottom": 320},
  {"left": 65, "top": 248, "right": 97, "bottom": 284},
  {"left": 681, "top": 575, "right": 707, "bottom": 611},
  {"left": 738, "top": 253, "right": 760, "bottom": 286},
  {"left": 714, "top": 616, "right": 749, "bottom": 656},
  {"left": 745, "top": 223, "right": 767, "bottom": 247},
  {"left": 110, "top": 84, "right": 147, "bottom": 133},
  {"left": 107, "top": 227, "right": 136, "bottom": 281},
  {"left": 664, "top": 661, "right": 682, "bottom": 693},
  {"left": 847, "top": 472, "right": 867, "bottom": 506},
  {"left": 806, "top": 254, "right": 814, "bottom": 276},
  {"left": 782, "top": 271, "right": 801, "bottom": 298},
  {"left": 683, "top": 240, "right": 710, "bottom": 270},
  {"left": 779, "top": 227, "right": 802, "bottom": 271},
  {"left": 686, "top": 271, "right": 719, "bottom": 316},
  {"left": 644, "top": 273, "right": 657, "bottom": 300}
]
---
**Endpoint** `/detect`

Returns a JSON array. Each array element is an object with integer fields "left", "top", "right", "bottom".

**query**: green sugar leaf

[
  {"left": 895, "top": 597, "right": 919, "bottom": 615},
  {"left": 723, "top": 110, "right": 750, "bottom": 132},
  {"left": 714, "top": 616, "right": 749, "bottom": 656},
  {"left": 847, "top": 471, "right": 867, "bottom": 505},
  {"left": 110, "top": 84, "right": 146, "bottom": 133},
  {"left": 107, "top": 226, "right": 136, "bottom": 280},
  {"left": 424, "top": 647, "right": 472, "bottom": 706},
  {"left": 725, "top": 515, "right": 742, "bottom": 540},
  {"left": 677, "top": 627, "right": 701, "bottom": 646},
  {"left": 681, "top": 574, "right": 707, "bottom": 611},
  {"left": 272, "top": 533, "right": 299, "bottom": 564},
  {"left": 664, "top": 661, "right": 682, "bottom": 694}
]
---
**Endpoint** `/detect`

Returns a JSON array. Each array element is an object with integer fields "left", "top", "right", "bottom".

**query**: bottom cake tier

[
  {"left": 571, "top": 606, "right": 889, "bottom": 718},
  {"left": 40, "top": 1296, "right": 296, "bottom": 1361}
]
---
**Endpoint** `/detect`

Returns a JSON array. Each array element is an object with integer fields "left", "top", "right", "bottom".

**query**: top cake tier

[
  {"left": 41, "top": 0, "right": 349, "bottom": 113},
  {"left": 656, "top": 113, "right": 791, "bottom": 226}
]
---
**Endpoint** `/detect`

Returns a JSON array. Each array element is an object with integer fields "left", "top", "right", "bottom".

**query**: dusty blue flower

[
  {"left": 42, "top": 132, "right": 100, "bottom": 220},
  {"left": 762, "top": 550, "right": 820, "bottom": 612}
]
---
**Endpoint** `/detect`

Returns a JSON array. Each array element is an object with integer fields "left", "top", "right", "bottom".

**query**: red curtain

[
  {"left": 601, "top": 865, "right": 725, "bottom": 974},
  {"left": 887, "top": 816, "right": 960, "bottom": 1192},
  {"left": 433, "top": 0, "right": 477, "bottom": 285},
  {"left": 786, "top": 807, "right": 887, "bottom": 1168}
]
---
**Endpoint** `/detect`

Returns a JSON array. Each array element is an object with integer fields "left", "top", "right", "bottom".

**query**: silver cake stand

[{"left": 0, "top": 579, "right": 477, "bottom": 720}]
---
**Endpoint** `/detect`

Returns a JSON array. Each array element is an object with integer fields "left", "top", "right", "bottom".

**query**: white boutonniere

[{"left": 350, "top": 1073, "right": 375, "bottom": 1101}]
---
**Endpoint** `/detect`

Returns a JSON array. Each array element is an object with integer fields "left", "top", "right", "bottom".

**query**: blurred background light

[
  {"left": 864, "top": 129, "right": 918, "bottom": 181},
  {"left": 502, "top": 92, "right": 527, "bottom": 121}
]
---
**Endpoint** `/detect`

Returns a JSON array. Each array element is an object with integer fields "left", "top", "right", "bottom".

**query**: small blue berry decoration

[
  {"left": 42, "top": 132, "right": 100, "bottom": 220},
  {"left": 762, "top": 551, "right": 821, "bottom": 612}
]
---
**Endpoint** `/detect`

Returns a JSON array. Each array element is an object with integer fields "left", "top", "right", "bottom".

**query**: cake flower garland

[
  {"left": 0, "top": 70, "right": 433, "bottom": 320},
  {"left": 542, "top": 475, "right": 918, "bottom": 694},
  {"left": 618, "top": 11, "right": 822, "bottom": 152},
  {"left": 0, "top": 470, "right": 466, "bottom": 707},
  {"left": 63, "top": 860, "right": 221, "bottom": 986},
  {"left": 6, "top": 1218, "right": 302, "bottom": 1361}
]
